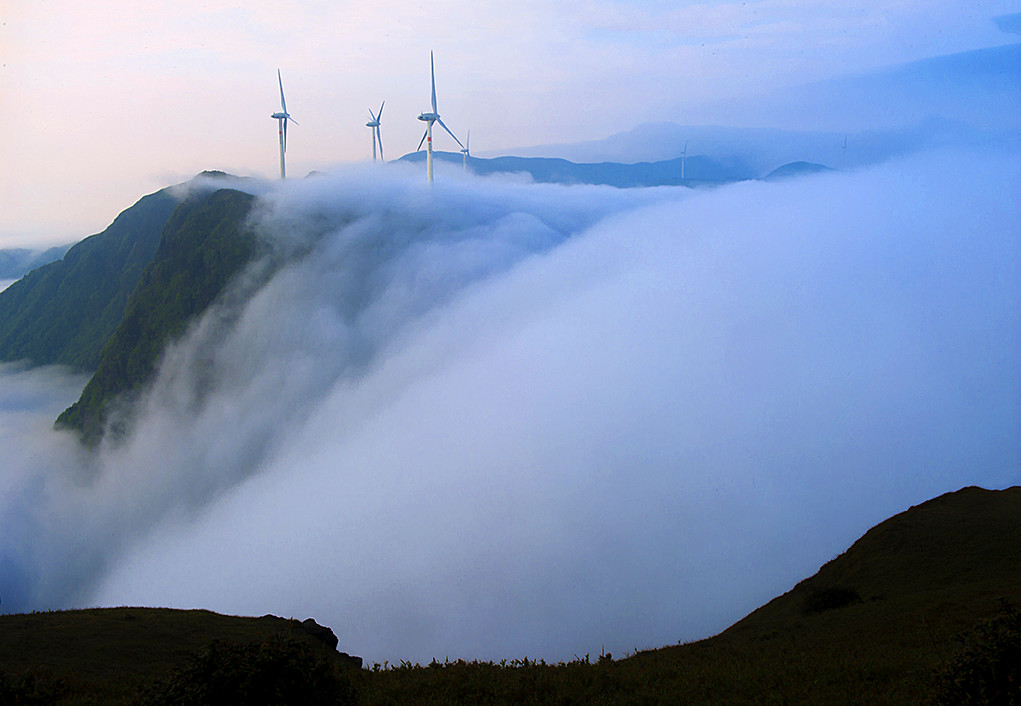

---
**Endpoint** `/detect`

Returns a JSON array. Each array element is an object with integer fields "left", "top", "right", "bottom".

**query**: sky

[{"left": 2, "top": 0, "right": 1019, "bottom": 245}]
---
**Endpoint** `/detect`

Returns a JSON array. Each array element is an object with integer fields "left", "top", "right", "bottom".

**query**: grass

[
  {"left": 0, "top": 609, "right": 347, "bottom": 704},
  {"left": 1, "top": 486, "right": 1018, "bottom": 704}
]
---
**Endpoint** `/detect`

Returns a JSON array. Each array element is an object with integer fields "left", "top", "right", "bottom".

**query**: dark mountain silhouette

[
  {"left": 399, "top": 151, "right": 756, "bottom": 185},
  {"left": 763, "top": 161, "right": 833, "bottom": 181}
]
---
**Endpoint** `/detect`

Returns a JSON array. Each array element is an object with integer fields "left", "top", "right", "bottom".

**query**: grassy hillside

[
  {"left": 0, "top": 190, "right": 178, "bottom": 371},
  {"left": 55, "top": 188, "right": 258, "bottom": 444},
  {"left": 0, "top": 608, "right": 357, "bottom": 704},
  {"left": 0, "top": 486, "right": 1017, "bottom": 704}
]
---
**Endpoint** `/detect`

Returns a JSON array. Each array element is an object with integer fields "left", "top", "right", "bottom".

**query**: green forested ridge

[
  {"left": 55, "top": 188, "right": 258, "bottom": 444},
  {"left": 0, "top": 189, "right": 179, "bottom": 371}
]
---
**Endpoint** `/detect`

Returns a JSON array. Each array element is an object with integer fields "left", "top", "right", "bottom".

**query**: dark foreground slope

[
  {"left": 1, "top": 486, "right": 1017, "bottom": 704},
  {"left": 0, "top": 609, "right": 359, "bottom": 705},
  {"left": 56, "top": 188, "right": 258, "bottom": 444},
  {"left": 364, "top": 485, "right": 1020, "bottom": 705}
]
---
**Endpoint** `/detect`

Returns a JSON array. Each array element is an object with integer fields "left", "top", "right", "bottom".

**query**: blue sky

[{"left": 0, "top": 1, "right": 1018, "bottom": 244}]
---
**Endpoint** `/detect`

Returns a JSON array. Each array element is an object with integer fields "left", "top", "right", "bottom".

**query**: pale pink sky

[{"left": 0, "top": 0, "right": 1015, "bottom": 245}]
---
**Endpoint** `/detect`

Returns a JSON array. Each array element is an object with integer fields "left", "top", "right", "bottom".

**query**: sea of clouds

[{"left": 1, "top": 148, "right": 1018, "bottom": 663}]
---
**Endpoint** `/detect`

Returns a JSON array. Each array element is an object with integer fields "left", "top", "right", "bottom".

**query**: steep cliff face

[{"left": 56, "top": 188, "right": 259, "bottom": 444}]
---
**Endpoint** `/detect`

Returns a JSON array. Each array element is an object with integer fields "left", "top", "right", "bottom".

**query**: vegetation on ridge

[
  {"left": 0, "top": 189, "right": 177, "bottom": 371},
  {"left": 55, "top": 188, "right": 258, "bottom": 444}
]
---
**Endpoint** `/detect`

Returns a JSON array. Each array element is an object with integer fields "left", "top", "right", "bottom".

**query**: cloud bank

[{"left": 1, "top": 149, "right": 1018, "bottom": 663}]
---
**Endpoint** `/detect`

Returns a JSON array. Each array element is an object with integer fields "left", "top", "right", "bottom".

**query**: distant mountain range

[
  {"left": 0, "top": 245, "right": 71, "bottom": 281},
  {"left": 506, "top": 43, "right": 1021, "bottom": 170},
  {"left": 399, "top": 150, "right": 759, "bottom": 185}
]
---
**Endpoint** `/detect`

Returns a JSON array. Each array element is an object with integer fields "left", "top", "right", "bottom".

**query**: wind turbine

[
  {"left": 271, "top": 69, "right": 298, "bottom": 179},
  {"left": 681, "top": 140, "right": 688, "bottom": 181},
  {"left": 460, "top": 130, "right": 471, "bottom": 172},
  {"left": 366, "top": 101, "right": 384, "bottom": 161},
  {"left": 417, "top": 51, "right": 464, "bottom": 182}
]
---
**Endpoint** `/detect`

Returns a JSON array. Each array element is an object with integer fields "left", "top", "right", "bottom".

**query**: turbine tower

[
  {"left": 681, "top": 140, "right": 688, "bottom": 181},
  {"left": 417, "top": 51, "right": 463, "bottom": 182},
  {"left": 366, "top": 101, "right": 384, "bottom": 161},
  {"left": 461, "top": 130, "right": 471, "bottom": 172},
  {"left": 271, "top": 69, "right": 297, "bottom": 179}
]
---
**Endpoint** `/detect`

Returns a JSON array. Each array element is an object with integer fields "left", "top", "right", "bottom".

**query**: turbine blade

[
  {"left": 378, "top": 100, "right": 385, "bottom": 120},
  {"left": 377, "top": 126, "right": 383, "bottom": 161},
  {"left": 368, "top": 108, "right": 376, "bottom": 121},
  {"left": 437, "top": 118, "right": 464, "bottom": 150},
  {"left": 288, "top": 115, "right": 298, "bottom": 126},
  {"left": 282, "top": 118, "right": 287, "bottom": 153},
  {"left": 278, "top": 69, "right": 287, "bottom": 113},
  {"left": 417, "top": 129, "right": 428, "bottom": 152},
  {"left": 430, "top": 51, "right": 437, "bottom": 114}
]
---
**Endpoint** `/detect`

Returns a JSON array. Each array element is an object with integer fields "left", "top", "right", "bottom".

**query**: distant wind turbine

[
  {"left": 461, "top": 130, "right": 472, "bottom": 172},
  {"left": 271, "top": 69, "right": 298, "bottom": 179},
  {"left": 366, "top": 101, "right": 385, "bottom": 161},
  {"left": 681, "top": 140, "right": 688, "bottom": 181},
  {"left": 842, "top": 134, "right": 848, "bottom": 169},
  {"left": 417, "top": 51, "right": 464, "bottom": 182}
]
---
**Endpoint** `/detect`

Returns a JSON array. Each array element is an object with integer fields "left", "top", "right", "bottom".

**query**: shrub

[
  {"left": 0, "top": 669, "right": 69, "bottom": 705},
  {"left": 930, "top": 599, "right": 1021, "bottom": 705},
  {"left": 136, "top": 636, "right": 357, "bottom": 706}
]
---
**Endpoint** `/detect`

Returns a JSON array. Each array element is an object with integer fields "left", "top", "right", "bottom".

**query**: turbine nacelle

[{"left": 417, "top": 51, "right": 463, "bottom": 181}]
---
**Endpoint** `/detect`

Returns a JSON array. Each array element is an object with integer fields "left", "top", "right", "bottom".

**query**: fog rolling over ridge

[{"left": 1, "top": 149, "right": 1019, "bottom": 663}]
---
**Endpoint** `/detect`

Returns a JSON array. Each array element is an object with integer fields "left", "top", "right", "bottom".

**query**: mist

[{"left": 1, "top": 149, "right": 1018, "bottom": 663}]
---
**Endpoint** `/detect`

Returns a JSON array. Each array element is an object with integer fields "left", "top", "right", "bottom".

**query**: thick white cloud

[{"left": 1, "top": 144, "right": 1011, "bottom": 663}]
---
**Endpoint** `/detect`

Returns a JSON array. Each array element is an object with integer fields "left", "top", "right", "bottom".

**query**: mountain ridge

[{"left": 55, "top": 186, "right": 259, "bottom": 444}]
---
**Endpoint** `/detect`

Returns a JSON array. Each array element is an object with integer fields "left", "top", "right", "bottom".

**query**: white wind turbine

[
  {"left": 366, "top": 101, "right": 384, "bottom": 161},
  {"left": 417, "top": 51, "right": 464, "bottom": 182},
  {"left": 271, "top": 69, "right": 298, "bottom": 179},
  {"left": 681, "top": 140, "right": 688, "bottom": 180}
]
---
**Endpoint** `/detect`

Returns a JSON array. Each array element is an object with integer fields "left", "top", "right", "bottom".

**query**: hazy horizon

[{"left": 2, "top": 1, "right": 1018, "bottom": 245}]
